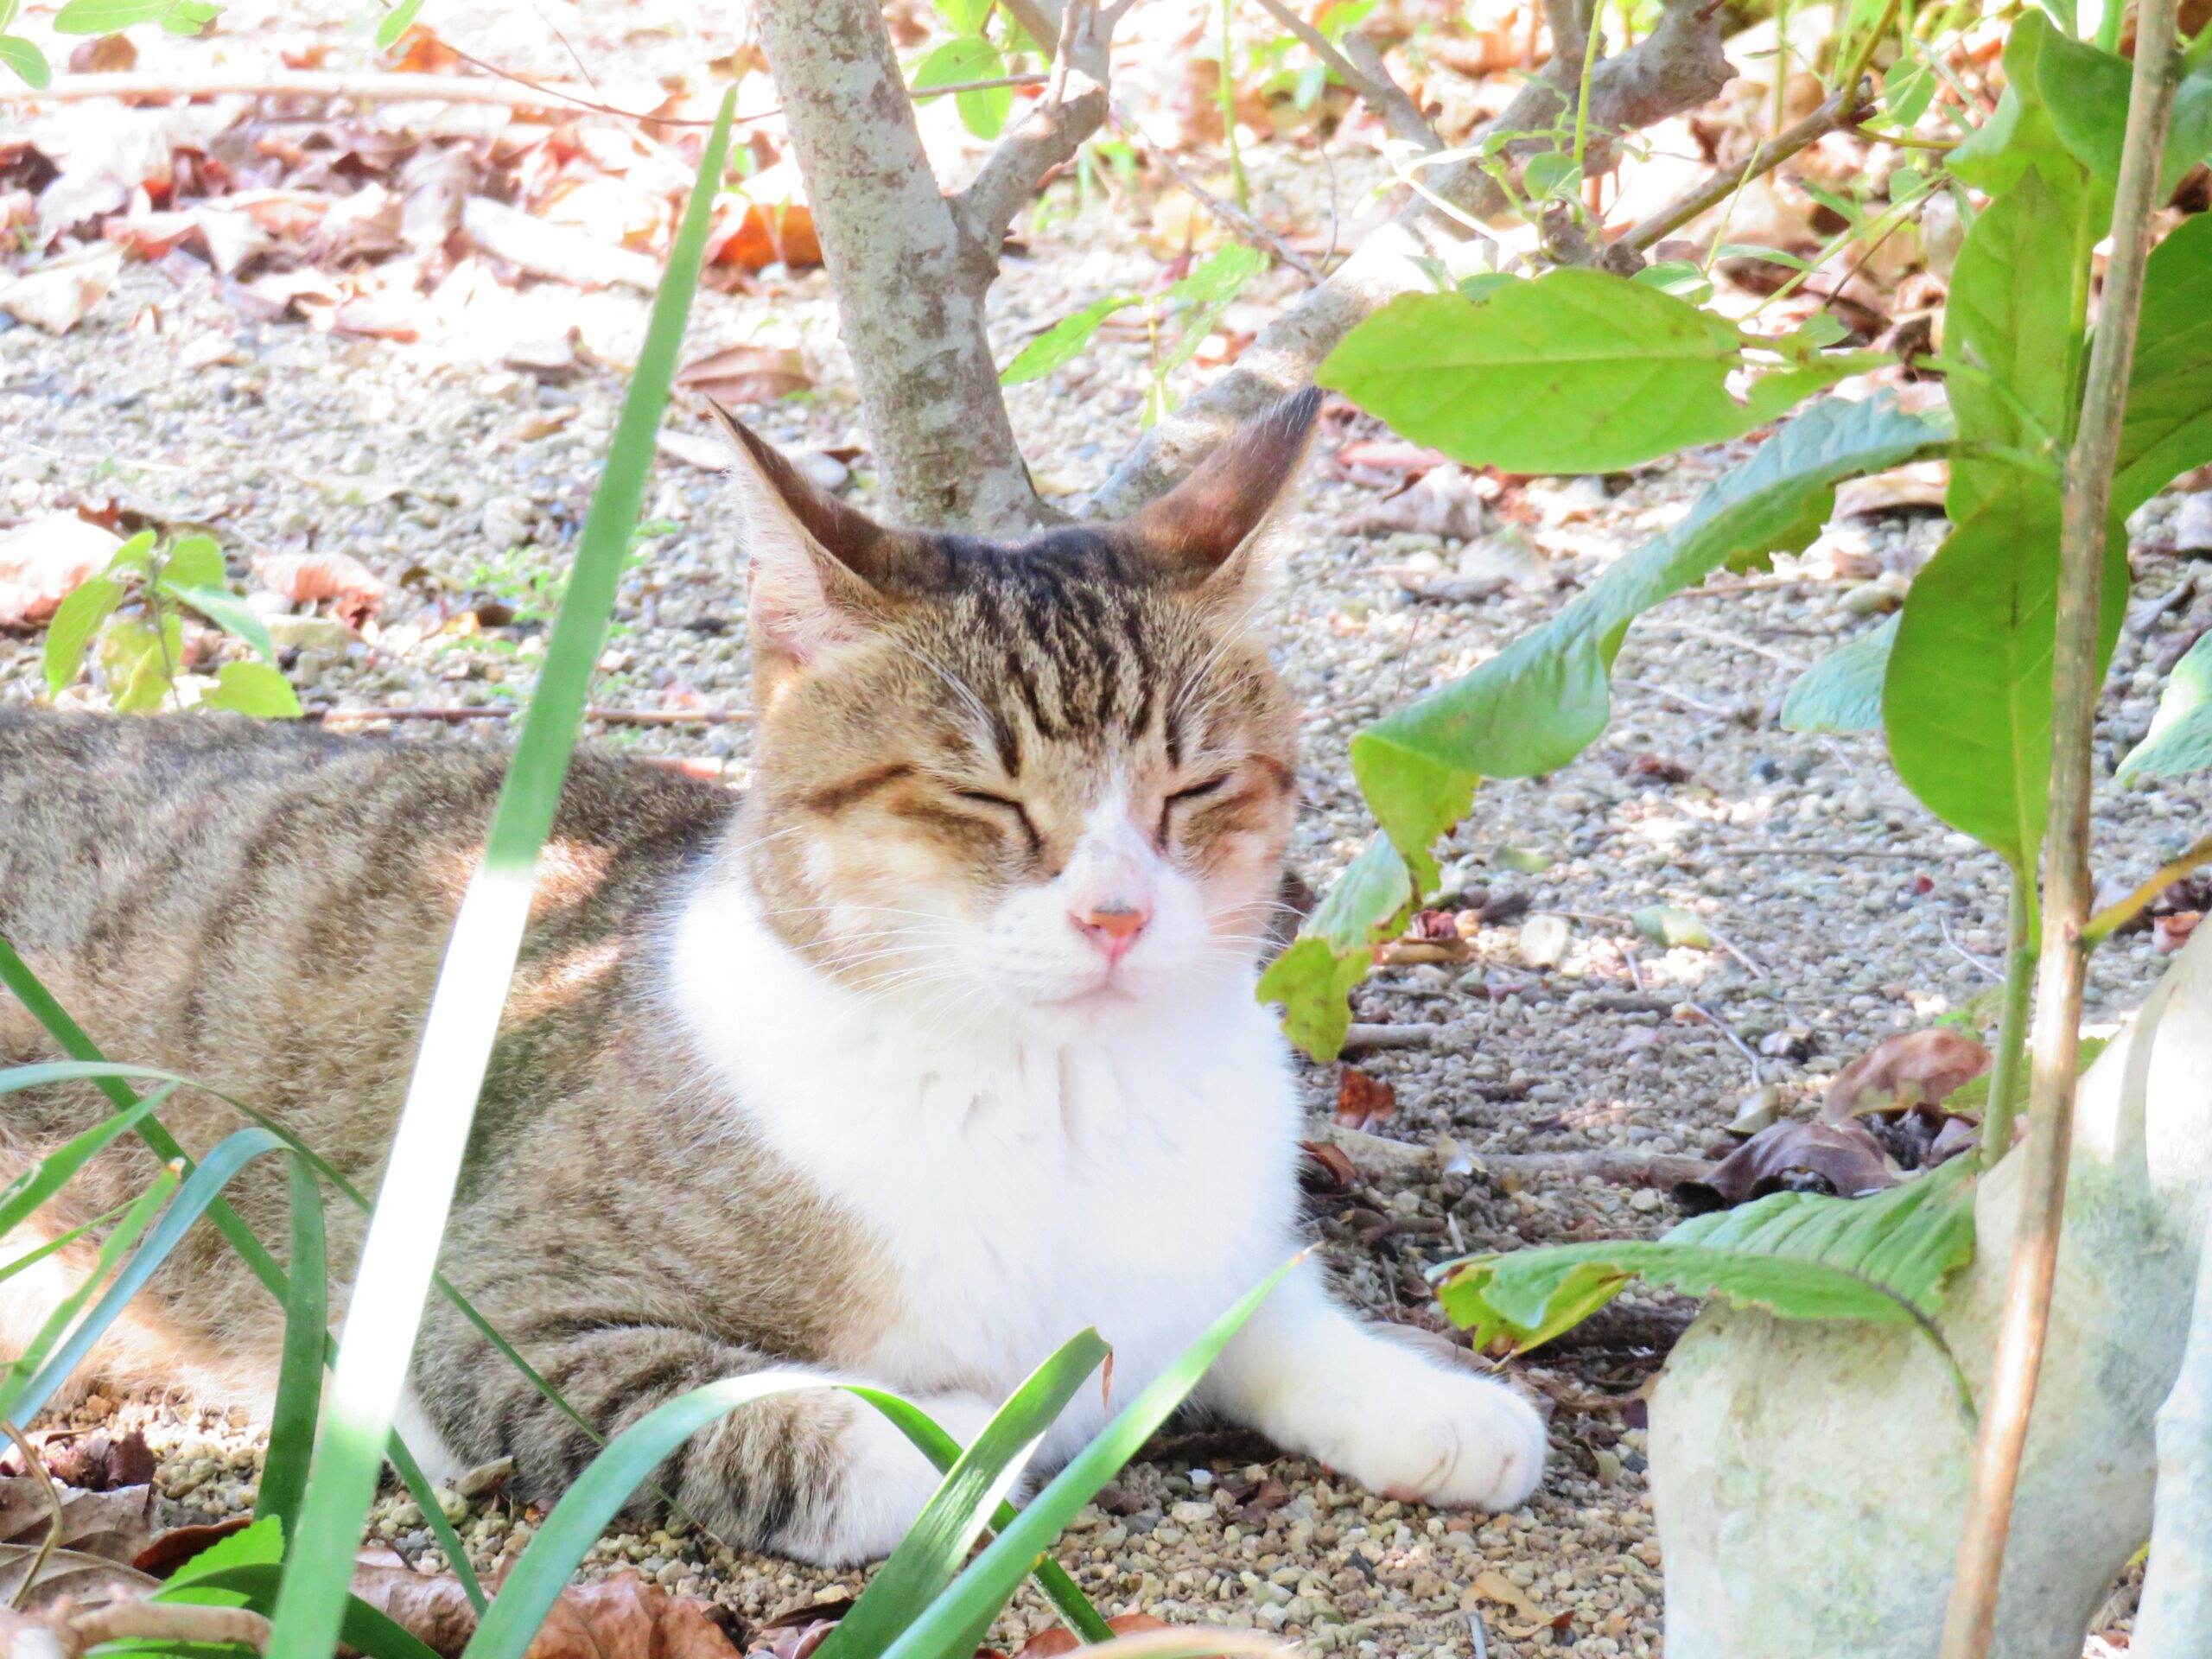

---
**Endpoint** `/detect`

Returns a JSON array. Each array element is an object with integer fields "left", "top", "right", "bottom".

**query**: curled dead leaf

[
  {"left": 1333, "top": 1067, "right": 1397, "bottom": 1130},
  {"left": 676, "top": 345, "right": 812, "bottom": 407},
  {"left": 0, "top": 248, "right": 123, "bottom": 335},
  {"left": 252, "top": 551, "right": 387, "bottom": 627},
  {"left": 1822, "top": 1028, "right": 1991, "bottom": 1122},
  {"left": 0, "top": 512, "right": 122, "bottom": 626},
  {"left": 1673, "top": 1118, "right": 1897, "bottom": 1215},
  {"left": 1299, "top": 1138, "right": 1359, "bottom": 1192},
  {"left": 1014, "top": 1613, "right": 1173, "bottom": 1657}
]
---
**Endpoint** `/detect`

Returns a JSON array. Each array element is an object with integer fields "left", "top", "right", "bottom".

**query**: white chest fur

[{"left": 668, "top": 879, "right": 1306, "bottom": 1448}]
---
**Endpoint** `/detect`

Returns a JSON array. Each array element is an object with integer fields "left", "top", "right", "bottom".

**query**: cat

[{"left": 0, "top": 388, "right": 1545, "bottom": 1565}]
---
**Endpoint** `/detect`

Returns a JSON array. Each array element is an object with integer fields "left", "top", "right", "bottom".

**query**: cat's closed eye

[
  {"left": 953, "top": 789, "right": 1043, "bottom": 856},
  {"left": 1158, "top": 773, "right": 1233, "bottom": 847}
]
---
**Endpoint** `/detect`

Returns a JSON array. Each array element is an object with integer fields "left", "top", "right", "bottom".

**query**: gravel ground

[{"left": 6, "top": 33, "right": 2208, "bottom": 1656}]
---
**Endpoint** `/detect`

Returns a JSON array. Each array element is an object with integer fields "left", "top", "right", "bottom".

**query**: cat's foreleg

[
  {"left": 1198, "top": 1261, "right": 1547, "bottom": 1510},
  {"left": 412, "top": 1313, "right": 995, "bottom": 1566}
]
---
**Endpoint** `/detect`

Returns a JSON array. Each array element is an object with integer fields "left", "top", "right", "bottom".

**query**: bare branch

[
  {"left": 1089, "top": 0, "right": 1732, "bottom": 516},
  {"left": 1111, "top": 107, "right": 1323, "bottom": 282},
  {"left": 1619, "top": 83, "right": 1867, "bottom": 255},
  {"left": 1248, "top": 0, "right": 1440, "bottom": 151},
  {"left": 951, "top": 0, "right": 1126, "bottom": 258}
]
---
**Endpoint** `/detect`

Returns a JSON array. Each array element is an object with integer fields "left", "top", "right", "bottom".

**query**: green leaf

[
  {"left": 1348, "top": 396, "right": 1947, "bottom": 875},
  {"left": 932, "top": 0, "right": 990, "bottom": 34},
  {"left": 160, "top": 533, "right": 224, "bottom": 588},
  {"left": 103, "top": 611, "right": 183, "bottom": 713},
  {"left": 257, "top": 1158, "right": 327, "bottom": 1536},
  {"left": 1943, "top": 162, "right": 2089, "bottom": 515},
  {"left": 1781, "top": 614, "right": 1897, "bottom": 734},
  {"left": 1457, "top": 270, "right": 1515, "bottom": 302},
  {"left": 1884, "top": 480, "right": 2129, "bottom": 874},
  {"left": 51, "top": 0, "right": 168, "bottom": 29},
  {"left": 164, "top": 583, "right": 275, "bottom": 658},
  {"left": 1631, "top": 261, "right": 1713, "bottom": 303},
  {"left": 105, "top": 529, "right": 156, "bottom": 576},
  {"left": 374, "top": 0, "right": 426, "bottom": 48},
  {"left": 266, "top": 90, "right": 741, "bottom": 1659},
  {"left": 913, "top": 36, "right": 1010, "bottom": 140},
  {"left": 0, "top": 1084, "right": 168, "bottom": 1242},
  {"left": 1254, "top": 833, "right": 1414, "bottom": 1061},
  {"left": 41, "top": 575, "right": 123, "bottom": 696},
  {"left": 1319, "top": 270, "right": 1885, "bottom": 476},
  {"left": 1001, "top": 296, "right": 1136, "bottom": 385},
  {"left": 2030, "top": 16, "right": 2212, "bottom": 202},
  {"left": 2114, "top": 213, "right": 2212, "bottom": 518},
  {"left": 160, "top": 0, "right": 219, "bottom": 33},
  {"left": 1948, "top": 13, "right": 2075, "bottom": 197},
  {"left": 2119, "top": 632, "right": 2212, "bottom": 781},
  {"left": 0, "top": 33, "right": 50, "bottom": 87},
  {"left": 1632, "top": 905, "right": 1711, "bottom": 950},
  {"left": 817, "top": 1330, "right": 1113, "bottom": 1659},
  {"left": 1522, "top": 151, "right": 1580, "bottom": 201},
  {"left": 1166, "top": 243, "right": 1265, "bottom": 306},
  {"left": 876, "top": 1259, "right": 1299, "bottom": 1659},
  {"left": 1435, "top": 1157, "right": 1978, "bottom": 1356},
  {"left": 1713, "top": 243, "right": 1814, "bottom": 271},
  {"left": 200, "top": 659, "right": 302, "bottom": 717},
  {"left": 1883, "top": 58, "right": 1935, "bottom": 127},
  {"left": 158, "top": 1514, "right": 286, "bottom": 1608}
]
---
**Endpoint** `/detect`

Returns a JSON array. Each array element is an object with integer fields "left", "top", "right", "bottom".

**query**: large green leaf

[
  {"left": 1948, "top": 13, "right": 2087, "bottom": 198},
  {"left": 0, "top": 34, "right": 50, "bottom": 87},
  {"left": 2114, "top": 213, "right": 2212, "bottom": 518},
  {"left": 201, "top": 659, "right": 303, "bottom": 718},
  {"left": 1434, "top": 1156, "right": 1977, "bottom": 1357},
  {"left": 1943, "top": 162, "right": 2089, "bottom": 517},
  {"left": 1317, "top": 270, "right": 1885, "bottom": 475},
  {"left": 912, "top": 36, "right": 1010, "bottom": 140},
  {"left": 817, "top": 1330, "right": 1112, "bottom": 1659},
  {"left": 2028, "top": 14, "right": 2212, "bottom": 203},
  {"left": 1781, "top": 614, "right": 1896, "bottom": 734},
  {"left": 51, "top": 0, "right": 168, "bottom": 29},
  {"left": 1258, "top": 397, "right": 1946, "bottom": 1059},
  {"left": 41, "top": 575, "right": 122, "bottom": 696},
  {"left": 267, "top": 89, "right": 741, "bottom": 1659},
  {"left": 1884, "top": 480, "right": 2129, "bottom": 874},
  {"left": 2120, "top": 632, "right": 2212, "bottom": 781}
]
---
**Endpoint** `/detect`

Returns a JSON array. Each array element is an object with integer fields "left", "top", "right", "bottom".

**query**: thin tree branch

[
  {"left": 952, "top": 0, "right": 1129, "bottom": 257},
  {"left": 1618, "top": 83, "right": 1866, "bottom": 254},
  {"left": 60, "top": 1601, "right": 273, "bottom": 1656},
  {"left": 1247, "top": 0, "right": 1439, "bottom": 151},
  {"left": 1089, "top": 0, "right": 1732, "bottom": 514},
  {"left": 1111, "top": 106, "right": 1323, "bottom": 281},
  {"left": 1937, "top": 3, "right": 2188, "bottom": 1654}
]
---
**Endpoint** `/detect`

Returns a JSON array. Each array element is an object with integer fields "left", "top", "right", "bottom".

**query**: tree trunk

[{"left": 753, "top": 0, "right": 1045, "bottom": 532}]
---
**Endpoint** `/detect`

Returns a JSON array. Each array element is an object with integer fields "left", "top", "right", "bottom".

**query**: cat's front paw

[{"left": 1317, "top": 1363, "right": 1548, "bottom": 1512}]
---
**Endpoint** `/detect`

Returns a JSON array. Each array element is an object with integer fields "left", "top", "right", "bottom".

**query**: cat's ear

[
  {"left": 1119, "top": 386, "right": 1321, "bottom": 593},
  {"left": 709, "top": 401, "right": 897, "bottom": 664}
]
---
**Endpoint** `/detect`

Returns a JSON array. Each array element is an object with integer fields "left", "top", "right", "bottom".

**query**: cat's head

[{"left": 716, "top": 391, "right": 1318, "bottom": 1035}]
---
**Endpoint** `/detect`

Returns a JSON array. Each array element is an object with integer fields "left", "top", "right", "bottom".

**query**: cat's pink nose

[{"left": 1074, "top": 903, "right": 1149, "bottom": 963}]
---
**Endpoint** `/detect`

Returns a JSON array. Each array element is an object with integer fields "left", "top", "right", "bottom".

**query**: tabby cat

[{"left": 0, "top": 389, "right": 1544, "bottom": 1564}]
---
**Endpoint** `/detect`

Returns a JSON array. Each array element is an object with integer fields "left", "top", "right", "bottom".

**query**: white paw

[
  {"left": 787, "top": 1389, "right": 1002, "bottom": 1566},
  {"left": 1307, "top": 1359, "right": 1548, "bottom": 1512}
]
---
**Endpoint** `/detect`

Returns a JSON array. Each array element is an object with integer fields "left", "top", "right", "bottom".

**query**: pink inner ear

[
  {"left": 747, "top": 543, "right": 872, "bottom": 663},
  {"left": 1125, "top": 387, "right": 1322, "bottom": 578}
]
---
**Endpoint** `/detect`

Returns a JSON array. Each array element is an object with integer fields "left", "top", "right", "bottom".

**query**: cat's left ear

[{"left": 1118, "top": 385, "right": 1321, "bottom": 597}]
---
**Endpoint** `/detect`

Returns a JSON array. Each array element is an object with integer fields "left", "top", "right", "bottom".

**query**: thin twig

[
  {"left": 2082, "top": 832, "right": 2212, "bottom": 945},
  {"left": 1619, "top": 84, "right": 1866, "bottom": 253},
  {"left": 1109, "top": 108, "right": 1323, "bottom": 282},
  {"left": 308, "top": 705, "right": 751, "bottom": 727},
  {"left": 1247, "top": 0, "right": 1439, "bottom": 150},
  {"left": 1, "top": 1421, "right": 62, "bottom": 1612},
  {"left": 1938, "top": 4, "right": 2187, "bottom": 1651},
  {"left": 953, "top": 0, "right": 1129, "bottom": 255},
  {"left": 60, "top": 1600, "right": 274, "bottom": 1655},
  {"left": 1937, "top": 911, "right": 2006, "bottom": 983},
  {"left": 1690, "top": 1003, "right": 1764, "bottom": 1083}
]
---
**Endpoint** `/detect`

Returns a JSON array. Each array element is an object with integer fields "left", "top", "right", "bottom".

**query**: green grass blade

[
  {"left": 879, "top": 1258, "right": 1301, "bottom": 1659},
  {"left": 268, "top": 89, "right": 739, "bottom": 1659},
  {"left": 0, "top": 1079, "right": 172, "bottom": 1239},
  {"left": 11, "top": 1126, "right": 285, "bottom": 1421},
  {"left": 0, "top": 962, "right": 487, "bottom": 1610},
  {"left": 255, "top": 1154, "right": 327, "bottom": 1538},
  {"left": 820, "top": 1330, "right": 1112, "bottom": 1659},
  {"left": 0, "top": 1202, "right": 131, "bottom": 1287},
  {"left": 0, "top": 1163, "right": 178, "bottom": 1421}
]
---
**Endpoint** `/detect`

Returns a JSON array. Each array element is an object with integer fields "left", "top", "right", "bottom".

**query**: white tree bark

[{"left": 2133, "top": 1217, "right": 2212, "bottom": 1656}]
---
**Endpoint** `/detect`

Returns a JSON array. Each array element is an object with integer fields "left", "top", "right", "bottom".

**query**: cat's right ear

[{"left": 709, "top": 401, "right": 894, "bottom": 664}]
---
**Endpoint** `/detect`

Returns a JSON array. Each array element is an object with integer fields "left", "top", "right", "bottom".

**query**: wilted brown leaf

[
  {"left": 1822, "top": 1028, "right": 1991, "bottom": 1122},
  {"left": 676, "top": 345, "right": 812, "bottom": 407},
  {"left": 0, "top": 1542, "right": 163, "bottom": 1611},
  {"left": 353, "top": 1562, "right": 745, "bottom": 1659},
  {"left": 1333, "top": 1068, "right": 1397, "bottom": 1130},
  {"left": 131, "top": 1515, "right": 252, "bottom": 1577},
  {"left": 1299, "top": 1139, "right": 1358, "bottom": 1192},
  {"left": 1673, "top": 1119, "right": 1897, "bottom": 1214},
  {"left": 1014, "top": 1613, "right": 1173, "bottom": 1657},
  {"left": 0, "top": 247, "right": 123, "bottom": 334},
  {"left": 32, "top": 1432, "right": 156, "bottom": 1493},
  {"left": 0, "top": 1478, "right": 161, "bottom": 1564},
  {"left": 253, "top": 550, "right": 387, "bottom": 626},
  {"left": 0, "top": 512, "right": 123, "bottom": 626},
  {"left": 747, "top": 1618, "right": 836, "bottom": 1658},
  {"left": 1353, "top": 467, "right": 1491, "bottom": 539},
  {"left": 67, "top": 32, "right": 137, "bottom": 72}
]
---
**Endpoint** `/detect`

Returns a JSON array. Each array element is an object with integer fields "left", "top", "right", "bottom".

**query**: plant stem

[
  {"left": 2082, "top": 831, "right": 2212, "bottom": 946},
  {"left": 1218, "top": 0, "right": 1247, "bottom": 209},
  {"left": 1979, "top": 870, "right": 2037, "bottom": 1171},
  {"left": 1936, "top": 3, "right": 2186, "bottom": 1652},
  {"left": 1571, "top": 2, "right": 1605, "bottom": 187}
]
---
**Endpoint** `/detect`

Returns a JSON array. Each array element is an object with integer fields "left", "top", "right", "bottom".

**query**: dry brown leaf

[
  {"left": 747, "top": 1618, "right": 837, "bottom": 1658},
  {"left": 710, "top": 200, "right": 822, "bottom": 272},
  {"left": 464, "top": 197, "right": 662, "bottom": 291},
  {"left": 675, "top": 345, "right": 812, "bottom": 407},
  {"left": 252, "top": 550, "right": 387, "bottom": 626},
  {"left": 1353, "top": 468, "right": 1491, "bottom": 539},
  {"left": 1832, "top": 461, "right": 1950, "bottom": 518},
  {"left": 0, "top": 1478, "right": 161, "bottom": 1564},
  {"left": 353, "top": 1563, "right": 744, "bottom": 1659},
  {"left": 67, "top": 31, "right": 137, "bottom": 72},
  {"left": 1468, "top": 1567, "right": 1549, "bottom": 1624},
  {"left": 1673, "top": 1119, "right": 1897, "bottom": 1215},
  {"left": 0, "top": 248, "right": 123, "bottom": 334},
  {"left": 1333, "top": 1067, "right": 1397, "bottom": 1130},
  {"left": 22, "top": 1432, "right": 156, "bottom": 1493},
  {"left": 0, "top": 1541, "right": 163, "bottom": 1611},
  {"left": 1298, "top": 1139, "right": 1358, "bottom": 1192},
  {"left": 131, "top": 1515, "right": 251, "bottom": 1577},
  {"left": 0, "top": 512, "right": 123, "bottom": 626},
  {"left": 1822, "top": 1028, "right": 1991, "bottom": 1122},
  {"left": 1014, "top": 1613, "right": 1173, "bottom": 1657}
]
